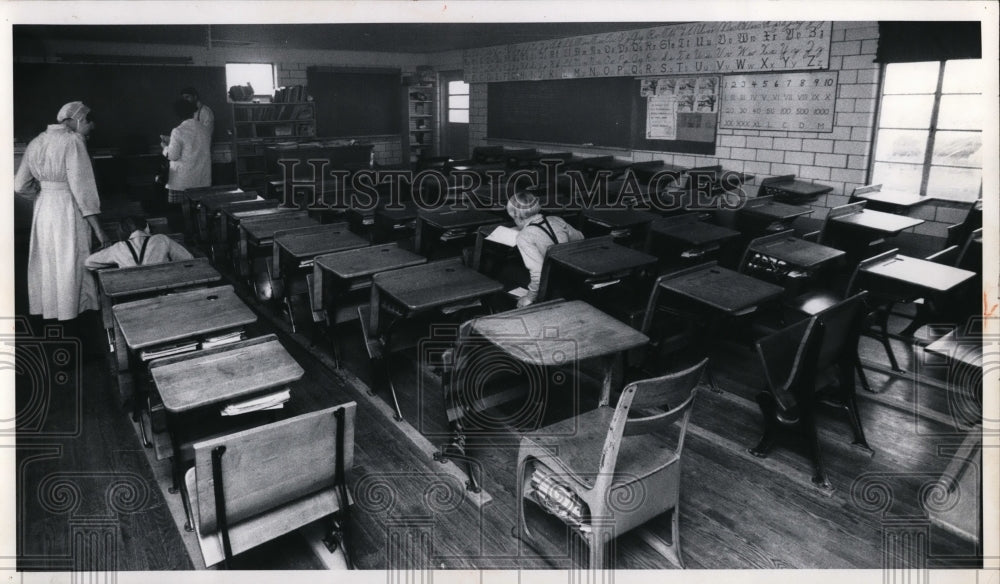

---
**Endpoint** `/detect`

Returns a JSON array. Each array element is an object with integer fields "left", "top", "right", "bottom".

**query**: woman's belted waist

[{"left": 39, "top": 181, "right": 72, "bottom": 192}]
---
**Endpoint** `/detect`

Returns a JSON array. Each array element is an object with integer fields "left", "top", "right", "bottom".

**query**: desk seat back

[{"left": 193, "top": 403, "right": 356, "bottom": 533}]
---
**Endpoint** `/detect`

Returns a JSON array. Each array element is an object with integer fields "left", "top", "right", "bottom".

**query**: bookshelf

[
  {"left": 231, "top": 101, "right": 316, "bottom": 192},
  {"left": 404, "top": 84, "right": 435, "bottom": 168}
]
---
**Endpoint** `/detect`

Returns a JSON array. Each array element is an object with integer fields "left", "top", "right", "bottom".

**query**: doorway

[{"left": 439, "top": 70, "right": 469, "bottom": 159}]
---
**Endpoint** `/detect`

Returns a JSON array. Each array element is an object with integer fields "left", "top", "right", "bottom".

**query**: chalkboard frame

[{"left": 487, "top": 77, "right": 716, "bottom": 155}]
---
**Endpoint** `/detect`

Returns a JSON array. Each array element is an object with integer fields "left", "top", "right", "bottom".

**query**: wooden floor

[{"left": 13, "top": 196, "right": 983, "bottom": 571}]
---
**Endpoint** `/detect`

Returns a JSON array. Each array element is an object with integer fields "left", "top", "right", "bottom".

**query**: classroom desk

[
  {"left": 237, "top": 211, "right": 318, "bottom": 279},
  {"left": 313, "top": 243, "right": 426, "bottom": 365},
  {"left": 579, "top": 208, "right": 659, "bottom": 246},
  {"left": 748, "top": 233, "right": 846, "bottom": 273},
  {"left": 97, "top": 258, "right": 223, "bottom": 404},
  {"left": 271, "top": 223, "right": 369, "bottom": 331},
  {"left": 759, "top": 178, "right": 834, "bottom": 204},
  {"left": 442, "top": 299, "right": 649, "bottom": 491},
  {"left": 149, "top": 333, "right": 304, "bottom": 523},
  {"left": 646, "top": 214, "right": 741, "bottom": 268},
  {"left": 414, "top": 208, "right": 503, "bottom": 258},
  {"left": 852, "top": 189, "right": 934, "bottom": 213},
  {"left": 829, "top": 206, "right": 924, "bottom": 236},
  {"left": 362, "top": 258, "right": 504, "bottom": 421},
  {"left": 112, "top": 285, "right": 257, "bottom": 447},
  {"left": 193, "top": 191, "right": 258, "bottom": 242},
  {"left": 653, "top": 261, "right": 785, "bottom": 316},
  {"left": 859, "top": 252, "right": 976, "bottom": 296},
  {"left": 179, "top": 185, "right": 242, "bottom": 235},
  {"left": 737, "top": 196, "right": 814, "bottom": 235},
  {"left": 372, "top": 202, "right": 420, "bottom": 243}
]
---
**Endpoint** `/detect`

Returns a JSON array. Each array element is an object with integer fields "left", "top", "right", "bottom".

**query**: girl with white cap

[
  {"left": 506, "top": 191, "right": 584, "bottom": 307},
  {"left": 14, "top": 101, "right": 108, "bottom": 321}
]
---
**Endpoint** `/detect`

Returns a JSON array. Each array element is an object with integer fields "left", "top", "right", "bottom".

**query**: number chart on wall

[{"left": 719, "top": 71, "right": 838, "bottom": 132}]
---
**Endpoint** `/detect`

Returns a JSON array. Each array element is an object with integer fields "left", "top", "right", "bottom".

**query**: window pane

[
  {"left": 878, "top": 95, "right": 934, "bottom": 129},
  {"left": 942, "top": 59, "right": 982, "bottom": 94},
  {"left": 225, "top": 63, "right": 275, "bottom": 97},
  {"left": 874, "top": 129, "right": 929, "bottom": 164},
  {"left": 450, "top": 95, "right": 469, "bottom": 109},
  {"left": 882, "top": 62, "right": 939, "bottom": 94},
  {"left": 932, "top": 131, "right": 982, "bottom": 168},
  {"left": 937, "top": 95, "right": 984, "bottom": 130},
  {"left": 448, "top": 80, "right": 470, "bottom": 95},
  {"left": 448, "top": 109, "right": 469, "bottom": 123},
  {"left": 871, "top": 162, "right": 924, "bottom": 193},
  {"left": 927, "top": 166, "right": 982, "bottom": 202}
]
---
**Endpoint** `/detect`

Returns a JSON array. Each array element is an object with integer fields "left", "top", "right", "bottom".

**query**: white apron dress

[{"left": 14, "top": 124, "right": 101, "bottom": 321}]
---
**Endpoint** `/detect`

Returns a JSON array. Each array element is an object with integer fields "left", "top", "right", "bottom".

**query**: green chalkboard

[
  {"left": 487, "top": 77, "right": 715, "bottom": 155},
  {"left": 13, "top": 62, "right": 231, "bottom": 152}
]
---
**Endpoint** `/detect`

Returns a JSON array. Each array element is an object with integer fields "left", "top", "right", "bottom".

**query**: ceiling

[{"left": 14, "top": 23, "right": 671, "bottom": 55}]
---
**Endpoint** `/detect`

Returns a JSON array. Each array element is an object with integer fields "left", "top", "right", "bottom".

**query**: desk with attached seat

[{"left": 414, "top": 208, "right": 504, "bottom": 259}]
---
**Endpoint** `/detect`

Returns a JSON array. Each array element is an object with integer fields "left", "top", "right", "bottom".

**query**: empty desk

[
  {"left": 313, "top": 243, "right": 426, "bottom": 365},
  {"left": 362, "top": 258, "right": 504, "bottom": 421},
  {"left": 851, "top": 188, "right": 934, "bottom": 213},
  {"left": 372, "top": 202, "right": 420, "bottom": 244},
  {"left": 737, "top": 195, "right": 813, "bottom": 236},
  {"left": 579, "top": 208, "right": 659, "bottom": 246},
  {"left": 646, "top": 213, "right": 741, "bottom": 269},
  {"left": 193, "top": 191, "right": 258, "bottom": 242},
  {"left": 149, "top": 333, "right": 304, "bottom": 520},
  {"left": 758, "top": 175, "right": 834, "bottom": 204},
  {"left": 443, "top": 299, "right": 649, "bottom": 490},
  {"left": 829, "top": 204, "right": 924, "bottom": 237},
  {"left": 826, "top": 203, "right": 924, "bottom": 261},
  {"left": 653, "top": 262, "right": 785, "bottom": 317},
  {"left": 743, "top": 231, "right": 846, "bottom": 289},
  {"left": 858, "top": 251, "right": 976, "bottom": 298},
  {"left": 238, "top": 211, "right": 318, "bottom": 280},
  {"left": 180, "top": 185, "right": 242, "bottom": 235},
  {"left": 414, "top": 208, "right": 503, "bottom": 258}
]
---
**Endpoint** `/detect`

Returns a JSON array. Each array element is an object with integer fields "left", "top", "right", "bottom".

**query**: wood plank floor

[{"left": 13, "top": 200, "right": 984, "bottom": 571}]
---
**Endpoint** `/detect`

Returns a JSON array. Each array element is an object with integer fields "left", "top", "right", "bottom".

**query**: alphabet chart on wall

[{"left": 719, "top": 71, "right": 838, "bottom": 132}]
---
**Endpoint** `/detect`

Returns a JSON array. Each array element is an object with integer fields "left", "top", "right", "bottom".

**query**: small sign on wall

[
  {"left": 644, "top": 76, "right": 719, "bottom": 141},
  {"left": 719, "top": 71, "right": 838, "bottom": 132}
]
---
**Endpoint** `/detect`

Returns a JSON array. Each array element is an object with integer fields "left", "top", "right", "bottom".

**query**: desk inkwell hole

[{"left": 206, "top": 295, "right": 219, "bottom": 301}]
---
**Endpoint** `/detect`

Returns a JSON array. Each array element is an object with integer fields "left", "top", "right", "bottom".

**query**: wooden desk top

[
  {"left": 274, "top": 223, "right": 368, "bottom": 260},
  {"left": 225, "top": 206, "right": 303, "bottom": 224},
  {"left": 418, "top": 208, "right": 503, "bottom": 230},
  {"left": 861, "top": 253, "right": 976, "bottom": 294},
  {"left": 650, "top": 218, "right": 740, "bottom": 247},
  {"left": 740, "top": 199, "right": 814, "bottom": 221},
  {"left": 150, "top": 334, "right": 304, "bottom": 413},
  {"left": 374, "top": 203, "right": 419, "bottom": 222},
  {"left": 832, "top": 208, "right": 924, "bottom": 235},
  {"left": 469, "top": 300, "right": 649, "bottom": 366},
  {"left": 315, "top": 243, "right": 425, "bottom": 280},
  {"left": 855, "top": 189, "right": 933, "bottom": 208},
  {"left": 763, "top": 179, "right": 834, "bottom": 197},
  {"left": 751, "top": 236, "right": 846, "bottom": 270},
  {"left": 113, "top": 285, "right": 257, "bottom": 350},
  {"left": 98, "top": 258, "right": 221, "bottom": 299},
  {"left": 215, "top": 199, "right": 279, "bottom": 216},
  {"left": 197, "top": 191, "right": 257, "bottom": 209},
  {"left": 581, "top": 209, "right": 659, "bottom": 228},
  {"left": 243, "top": 213, "right": 319, "bottom": 245},
  {"left": 659, "top": 263, "right": 785, "bottom": 314},
  {"left": 185, "top": 187, "right": 245, "bottom": 204},
  {"left": 547, "top": 238, "right": 657, "bottom": 277},
  {"left": 373, "top": 258, "right": 503, "bottom": 312}
]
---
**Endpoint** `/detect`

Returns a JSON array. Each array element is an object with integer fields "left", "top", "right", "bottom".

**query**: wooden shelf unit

[
  {"left": 231, "top": 102, "right": 316, "bottom": 193},
  {"left": 404, "top": 84, "right": 436, "bottom": 168}
]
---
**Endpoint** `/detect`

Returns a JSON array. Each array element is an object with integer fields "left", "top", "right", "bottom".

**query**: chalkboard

[
  {"left": 487, "top": 77, "right": 716, "bottom": 154},
  {"left": 307, "top": 67, "right": 401, "bottom": 137},
  {"left": 13, "top": 63, "right": 231, "bottom": 152}
]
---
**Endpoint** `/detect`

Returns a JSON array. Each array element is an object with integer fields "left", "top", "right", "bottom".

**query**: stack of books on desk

[
  {"left": 139, "top": 341, "right": 199, "bottom": 362},
  {"left": 220, "top": 388, "right": 291, "bottom": 416},
  {"left": 200, "top": 331, "right": 245, "bottom": 350}
]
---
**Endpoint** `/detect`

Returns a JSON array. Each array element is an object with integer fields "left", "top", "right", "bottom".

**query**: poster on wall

[
  {"left": 644, "top": 76, "right": 718, "bottom": 141},
  {"left": 719, "top": 71, "right": 839, "bottom": 132}
]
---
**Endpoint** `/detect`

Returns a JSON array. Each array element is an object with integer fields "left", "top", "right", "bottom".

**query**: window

[
  {"left": 447, "top": 80, "right": 470, "bottom": 124},
  {"left": 225, "top": 63, "right": 276, "bottom": 98},
  {"left": 871, "top": 59, "right": 983, "bottom": 202}
]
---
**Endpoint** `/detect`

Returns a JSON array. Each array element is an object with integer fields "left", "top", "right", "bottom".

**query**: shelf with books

[{"left": 232, "top": 101, "right": 316, "bottom": 191}]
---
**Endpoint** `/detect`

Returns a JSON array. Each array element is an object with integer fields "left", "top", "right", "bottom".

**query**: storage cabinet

[
  {"left": 232, "top": 102, "right": 316, "bottom": 193},
  {"left": 404, "top": 84, "right": 435, "bottom": 168}
]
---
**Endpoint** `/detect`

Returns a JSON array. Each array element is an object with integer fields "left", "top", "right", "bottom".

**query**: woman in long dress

[{"left": 14, "top": 101, "right": 108, "bottom": 321}]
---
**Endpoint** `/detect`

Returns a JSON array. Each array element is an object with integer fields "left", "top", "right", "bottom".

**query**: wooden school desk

[
  {"left": 737, "top": 195, "right": 813, "bottom": 235},
  {"left": 313, "top": 242, "right": 426, "bottom": 365},
  {"left": 538, "top": 236, "right": 658, "bottom": 304},
  {"left": 651, "top": 262, "right": 785, "bottom": 316},
  {"left": 851, "top": 187, "right": 934, "bottom": 213},
  {"left": 237, "top": 211, "right": 317, "bottom": 279},
  {"left": 746, "top": 231, "right": 846, "bottom": 276},
  {"left": 826, "top": 202, "right": 925, "bottom": 261},
  {"left": 414, "top": 208, "right": 503, "bottom": 258},
  {"left": 361, "top": 258, "right": 504, "bottom": 421},
  {"left": 192, "top": 191, "right": 258, "bottom": 242},
  {"left": 646, "top": 213, "right": 741, "bottom": 268},
  {"left": 207, "top": 199, "right": 280, "bottom": 261},
  {"left": 271, "top": 223, "right": 369, "bottom": 331},
  {"left": 858, "top": 251, "right": 977, "bottom": 297},
  {"left": 149, "top": 333, "right": 304, "bottom": 525},
  {"left": 578, "top": 208, "right": 659, "bottom": 247},
  {"left": 829, "top": 203, "right": 924, "bottom": 236},
  {"left": 372, "top": 202, "right": 420, "bottom": 244},
  {"left": 442, "top": 299, "right": 649, "bottom": 491},
  {"left": 112, "top": 285, "right": 257, "bottom": 447},
  {"left": 97, "top": 258, "right": 222, "bottom": 403},
  {"left": 757, "top": 175, "right": 834, "bottom": 204},
  {"left": 179, "top": 184, "right": 241, "bottom": 235}
]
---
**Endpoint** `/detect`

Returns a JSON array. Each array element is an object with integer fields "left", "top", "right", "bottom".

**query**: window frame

[
  {"left": 225, "top": 62, "right": 278, "bottom": 99},
  {"left": 447, "top": 79, "right": 470, "bottom": 124}
]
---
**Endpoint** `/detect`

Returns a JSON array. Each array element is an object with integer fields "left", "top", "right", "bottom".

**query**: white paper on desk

[
  {"left": 508, "top": 287, "right": 529, "bottom": 298},
  {"left": 486, "top": 225, "right": 520, "bottom": 247},
  {"left": 589, "top": 279, "right": 621, "bottom": 290},
  {"left": 221, "top": 388, "right": 291, "bottom": 416}
]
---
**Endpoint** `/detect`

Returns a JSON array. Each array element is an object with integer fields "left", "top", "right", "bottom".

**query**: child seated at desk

[
  {"left": 85, "top": 215, "right": 193, "bottom": 269},
  {"left": 506, "top": 191, "right": 583, "bottom": 307}
]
